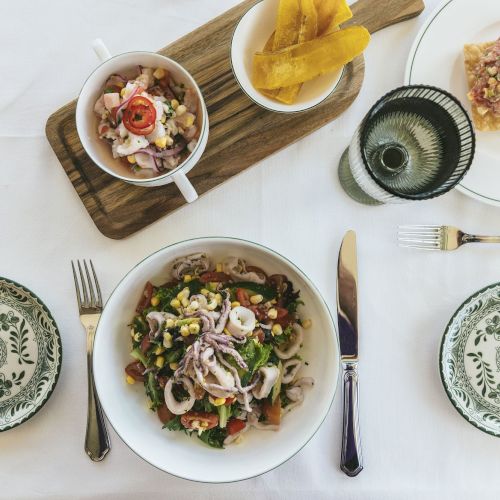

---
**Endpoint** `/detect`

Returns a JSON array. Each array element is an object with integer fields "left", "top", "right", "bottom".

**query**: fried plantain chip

[
  {"left": 253, "top": 26, "right": 370, "bottom": 90},
  {"left": 274, "top": 0, "right": 301, "bottom": 50},
  {"left": 314, "top": 0, "right": 353, "bottom": 35},
  {"left": 274, "top": 0, "right": 318, "bottom": 104}
]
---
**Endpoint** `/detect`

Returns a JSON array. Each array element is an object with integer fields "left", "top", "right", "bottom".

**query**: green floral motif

[
  {"left": 475, "top": 315, "right": 500, "bottom": 345},
  {"left": 467, "top": 351, "right": 500, "bottom": 404},
  {"left": 0, "top": 311, "right": 33, "bottom": 365},
  {"left": 0, "top": 371, "right": 24, "bottom": 398}
]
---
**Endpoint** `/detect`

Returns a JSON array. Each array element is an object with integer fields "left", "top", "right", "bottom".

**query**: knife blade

[{"left": 337, "top": 230, "right": 363, "bottom": 477}]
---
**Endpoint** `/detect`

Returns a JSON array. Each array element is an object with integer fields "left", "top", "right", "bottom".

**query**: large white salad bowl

[{"left": 93, "top": 237, "right": 339, "bottom": 482}]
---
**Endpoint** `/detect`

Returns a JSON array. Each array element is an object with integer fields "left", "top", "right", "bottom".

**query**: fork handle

[
  {"left": 85, "top": 325, "right": 110, "bottom": 461},
  {"left": 463, "top": 234, "right": 500, "bottom": 244}
]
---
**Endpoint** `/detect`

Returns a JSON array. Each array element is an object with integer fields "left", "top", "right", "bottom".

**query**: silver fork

[
  {"left": 398, "top": 225, "right": 500, "bottom": 251},
  {"left": 71, "top": 260, "right": 110, "bottom": 461}
]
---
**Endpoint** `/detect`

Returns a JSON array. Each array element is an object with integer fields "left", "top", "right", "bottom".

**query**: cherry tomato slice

[
  {"left": 136, "top": 281, "right": 154, "bottom": 313},
  {"left": 180, "top": 411, "right": 218, "bottom": 430},
  {"left": 199, "top": 272, "right": 232, "bottom": 283},
  {"left": 125, "top": 361, "right": 145, "bottom": 382},
  {"left": 157, "top": 404, "right": 175, "bottom": 424},
  {"left": 262, "top": 396, "right": 281, "bottom": 426},
  {"left": 227, "top": 418, "right": 246, "bottom": 435},
  {"left": 123, "top": 96, "right": 157, "bottom": 135}
]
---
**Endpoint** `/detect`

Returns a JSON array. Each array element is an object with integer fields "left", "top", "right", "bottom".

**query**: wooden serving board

[{"left": 46, "top": 0, "right": 424, "bottom": 239}]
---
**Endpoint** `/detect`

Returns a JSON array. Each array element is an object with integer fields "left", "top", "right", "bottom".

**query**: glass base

[{"left": 338, "top": 148, "right": 383, "bottom": 206}]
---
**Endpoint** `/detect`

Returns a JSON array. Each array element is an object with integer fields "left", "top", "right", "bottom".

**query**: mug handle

[
  {"left": 92, "top": 38, "right": 112, "bottom": 62},
  {"left": 171, "top": 171, "right": 198, "bottom": 203}
]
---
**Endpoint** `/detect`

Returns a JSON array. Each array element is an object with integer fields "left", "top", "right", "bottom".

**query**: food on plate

[
  {"left": 94, "top": 67, "right": 200, "bottom": 177},
  {"left": 253, "top": 26, "right": 370, "bottom": 90},
  {"left": 253, "top": 0, "right": 369, "bottom": 104},
  {"left": 464, "top": 38, "right": 500, "bottom": 131},
  {"left": 125, "top": 253, "right": 313, "bottom": 448}
]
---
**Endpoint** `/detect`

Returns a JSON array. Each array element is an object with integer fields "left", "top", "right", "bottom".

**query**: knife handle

[{"left": 341, "top": 361, "right": 363, "bottom": 477}]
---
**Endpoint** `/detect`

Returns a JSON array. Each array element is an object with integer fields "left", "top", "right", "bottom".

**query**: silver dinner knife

[{"left": 337, "top": 230, "right": 363, "bottom": 477}]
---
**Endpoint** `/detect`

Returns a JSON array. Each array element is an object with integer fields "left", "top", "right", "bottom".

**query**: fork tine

[
  {"left": 77, "top": 260, "right": 89, "bottom": 308},
  {"left": 398, "top": 238, "right": 440, "bottom": 244},
  {"left": 84, "top": 260, "right": 97, "bottom": 308},
  {"left": 90, "top": 260, "right": 102, "bottom": 308},
  {"left": 398, "top": 231, "right": 441, "bottom": 237},
  {"left": 398, "top": 243, "right": 441, "bottom": 251},
  {"left": 398, "top": 225, "right": 441, "bottom": 230},
  {"left": 71, "top": 261, "right": 82, "bottom": 310}
]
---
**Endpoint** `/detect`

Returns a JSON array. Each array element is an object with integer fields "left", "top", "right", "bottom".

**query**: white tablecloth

[{"left": 1, "top": 0, "right": 500, "bottom": 498}]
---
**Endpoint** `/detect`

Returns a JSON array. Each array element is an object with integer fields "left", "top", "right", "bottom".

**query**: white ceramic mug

[{"left": 76, "top": 39, "right": 209, "bottom": 203}]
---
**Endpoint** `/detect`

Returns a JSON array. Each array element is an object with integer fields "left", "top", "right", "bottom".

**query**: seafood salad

[
  {"left": 94, "top": 67, "right": 200, "bottom": 178},
  {"left": 125, "top": 253, "right": 313, "bottom": 448}
]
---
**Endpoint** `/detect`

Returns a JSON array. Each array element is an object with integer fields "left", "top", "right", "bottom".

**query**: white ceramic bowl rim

[
  {"left": 230, "top": 0, "right": 346, "bottom": 113},
  {"left": 93, "top": 236, "right": 339, "bottom": 482},
  {"left": 76, "top": 50, "right": 208, "bottom": 184}
]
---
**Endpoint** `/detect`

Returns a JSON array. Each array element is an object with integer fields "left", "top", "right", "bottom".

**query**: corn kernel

[
  {"left": 189, "top": 323, "right": 200, "bottom": 335},
  {"left": 302, "top": 319, "right": 312, "bottom": 329},
  {"left": 180, "top": 325, "right": 190, "bottom": 337},
  {"left": 153, "top": 67, "right": 165, "bottom": 79},
  {"left": 250, "top": 294, "right": 263, "bottom": 305},
  {"left": 215, "top": 293, "right": 222, "bottom": 305},
  {"left": 201, "top": 288, "right": 209, "bottom": 296},
  {"left": 127, "top": 154, "right": 136, "bottom": 164},
  {"left": 181, "top": 297, "right": 189, "bottom": 308},
  {"left": 169, "top": 362, "right": 179, "bottom": 370},
  {"left": 120, "top": 87, "right": 127, "bottom": 97},
  {"left": 130, "top": 328, "right": 136, "bottom": 338},
  {"left": 224, "top": 328, "right": 231, "bottom": 336},
  {"left": 133, "top": 332, "right": 142, "bottom": 342},
  {"left": 171, "top": 99, "right": 179, "bottom": 110},
  {"left": 126, "top": 375, "right": 135, "bottom": 385},
  {"left": 216, "top": 263, "right": 223, "bottom": 272},
  {"left": 165, "top": 318, "right": 175, "bottom": 329},
  {"left": 160, "top": 114, "right": 167, "bottom": 124},
  {"left": 155, "top": 356, "right": 165, "bottom": 368},
  {"left": 150, "top": 296, "right": 160, "bottom": 307},
  {"left": 200, "top": 421, "right": 209, "bottom": 428},
  {"left": 154, "top": 136, "right": 168, "bottom": 149},
  {"left": 272, "top": 324, "right": 283, "bottom": 336},
  {"left": 184, "top": 114, "right": 195, "bottom": 127},
  {"left": 170, "top": 298, "right": 181, "bottom": 308},
  {"left": 177, "top": 287, "right": 190, "bottom": 300},
  {"left": 154, "top": 345, "right": 165, "bottom": 355},
  {"left": 163, "top": 331, "right": 173, "bottom": 348},
  {"left": 209, "top": 282, "right": 218, "bottom": 291},
  {"left": 231, "top": 301, "right": 240, "bottom": 308},
  {"left": 176, "top": 104, "right": 187, "bottom": 116},
  {"left": 267, "top": 308, "right": 278, "bottom": 320},
  {"left": 213, "top": 397, "right": 226, "bottom": 406},
  {"left": 184, "top": 274, "right": 192, "bottom": 283}
]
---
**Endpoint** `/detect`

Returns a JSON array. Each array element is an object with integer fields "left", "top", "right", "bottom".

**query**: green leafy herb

[
  {"left": 237, "top": 340, "right": 272, "bottom": 385},
  {"left": 287, "top": 299, "right": 304, "bottom": 314},
  {"left": 163, "top": 415, "right": 184, "bottom": 431},
  {"left": 217, "top": 404, "right": 232, "bottom": 428},
  {"left": 165, "top": 348, "right": 184, "bottom": 364},
  {"left": 273, "top": 325, "right": 293, "bottom": 345},
  {"left": 130, "top": 347, "right": 148, "bottom": 367},
  {"left": 145, "top": 372, "right": 162, "bottom": 410},
  {"left": 197, "top": 427, "right": 227, "bottom": 449}
]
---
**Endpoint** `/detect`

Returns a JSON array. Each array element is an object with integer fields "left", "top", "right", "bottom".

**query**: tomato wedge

[
  {"left": 262, "top": 396, "right": 281, "bottom": 426},
  {"left": 227, "top": 418, "right": 246, "bottom": 435},
  {"left": 136, "top": 281, "right": 154, "bottom": 313},
  {"left": 123, "top": 96, "right": 157, "bottom": 135},
  {"left": 180, "top": 411, "right": 218, "bottom": 430},
  {"left": 157, "top": 404, "right": 175, "bottom": 424},
  {"left": 199, "top": 272, "right": 232, "bottom": 283},
  {"left": 236, "top": 288, "right": 250, "bottom": 307},
  {"left": 125, "top": 361, "right": 145, "bottom": 382}
]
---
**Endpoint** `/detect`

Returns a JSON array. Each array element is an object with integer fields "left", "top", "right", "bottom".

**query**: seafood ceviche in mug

[
  {"left": 125, "top": 253, "right": 313, "bottom": 449},
  {"left": 94, "top": 67, "right": 200, "bottom": 178}
]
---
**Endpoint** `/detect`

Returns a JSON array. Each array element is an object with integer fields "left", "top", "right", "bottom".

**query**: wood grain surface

[{"left": 45, "top": 0, "right": 424, "bottom": 239}]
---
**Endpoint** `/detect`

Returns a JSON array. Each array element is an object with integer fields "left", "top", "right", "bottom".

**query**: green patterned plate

[
  {"left": 0, "top": 278, "right": 62, "bottom": 431},
  {"left": 440, "top": 283, "right": 500, "bottom": 437}
]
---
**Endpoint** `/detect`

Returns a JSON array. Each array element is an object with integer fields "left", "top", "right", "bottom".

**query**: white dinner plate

[
  {"left": 405, "top": 0, "right": 500, "bottom": 206},
  {"left": 93, "top": 238, "right": 339, "bottom": 482}
]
